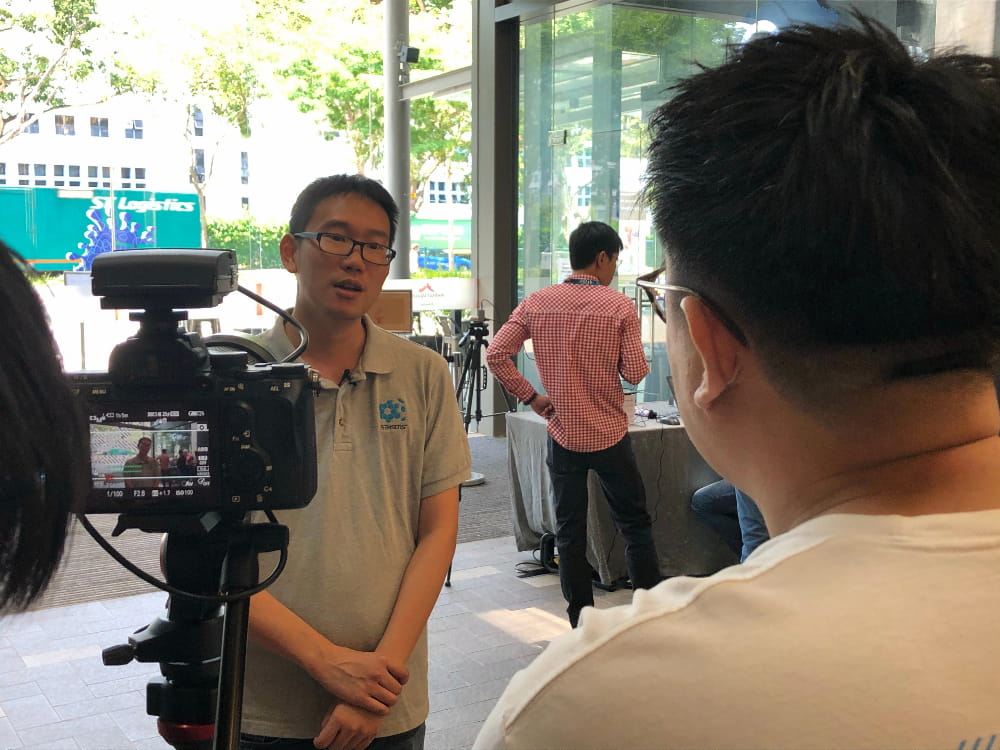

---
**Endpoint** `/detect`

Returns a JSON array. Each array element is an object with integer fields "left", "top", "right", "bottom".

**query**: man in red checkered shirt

[{"left": 487, "top": 221, "right": 661, "bottom": 627}]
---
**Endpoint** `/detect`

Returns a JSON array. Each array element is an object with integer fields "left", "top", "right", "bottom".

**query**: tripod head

[{"left": 459, "top": 316, "right": 490, "bottom": 349}]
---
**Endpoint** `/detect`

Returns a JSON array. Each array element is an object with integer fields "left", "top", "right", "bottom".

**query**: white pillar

[{"left": 385, "top": 0, "right": 412, "bottom": 278}]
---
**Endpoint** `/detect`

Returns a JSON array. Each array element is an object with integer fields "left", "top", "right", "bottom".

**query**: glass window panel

[
  {"left": 518, "top": 3, "right": 747, "bottom": 400},
  {"left": 90, "top": 117, "right": 109, "bottom": 137},
  {"left": 55, "top": 115, "right": 75, "bottom": 135},
  {"left": 192, "top": 149, "right": 205, "bottom": 183}
]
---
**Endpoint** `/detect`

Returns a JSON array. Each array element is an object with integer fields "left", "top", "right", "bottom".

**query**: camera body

[
  {"left": 70, "top": 248, "right": 317, "bottom": 515},
  {"left": 72, "top": 362, "right": 316, "bottom": 514}
]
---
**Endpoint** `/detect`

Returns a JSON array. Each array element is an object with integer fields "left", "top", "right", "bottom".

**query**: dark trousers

[
  {"left": 690, "top": 479, "right": 743, "bottom": 557},
  {"left": 690, "top": 479, "right": 769, "bottom": 562},
  {"left": 546, "top": 434, "right": 661, "bottom": 627},
  {"left": 240, "top": 723, "right": 425, "bottom": 750}
]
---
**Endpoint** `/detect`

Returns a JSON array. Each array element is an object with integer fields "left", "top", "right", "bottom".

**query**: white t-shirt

[{"left": 474, "top": 509, "right": 1000, "bottom": 750}]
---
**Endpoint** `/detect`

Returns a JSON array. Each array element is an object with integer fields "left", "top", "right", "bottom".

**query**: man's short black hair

[
  {"left": 644, "top": 14, "right": 1000, "bottom": 391},
  {"left": 569, "top": 221, "right": 623, "bottom": 270},
  {"left": 289, "top": 174, "right": 400, "bottom": 247}
]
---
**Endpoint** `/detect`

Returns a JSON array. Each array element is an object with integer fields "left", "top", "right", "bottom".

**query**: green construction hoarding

[{"left": 0, "top": 186, "right": 202, "bottom": 270}]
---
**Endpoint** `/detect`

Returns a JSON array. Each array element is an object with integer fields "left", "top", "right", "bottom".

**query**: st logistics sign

[{"left": 0, "top": 187, "right": 201, "bottom": 269}]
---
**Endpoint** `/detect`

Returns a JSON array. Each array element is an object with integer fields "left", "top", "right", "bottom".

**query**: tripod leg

[
  {"left": 456, "top": 347, "right": 474, "bottom": 417},
  {"left": 464, "top": 354, "right": 477, "bottom": 431},
  {"left": 455, "top": 355, "right": 466, "bottom": 404},
  {"left": 214, "top": 538, "right": 258, "bottom": 750},
  {"left": 472, "top": 342, "right": 485, "bottom": 425},
  {"left": 456, "top": 338, "right": 479, "bottom": 432}
]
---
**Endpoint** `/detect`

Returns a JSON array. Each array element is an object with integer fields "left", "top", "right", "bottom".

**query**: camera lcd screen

[{"left": 87, "top": 404, "right": 213, "bottom": 507}]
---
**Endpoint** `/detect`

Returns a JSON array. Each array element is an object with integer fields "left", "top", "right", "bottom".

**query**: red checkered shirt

[{"left": 486, "top": 273, "right": 649, "bottom": 452}]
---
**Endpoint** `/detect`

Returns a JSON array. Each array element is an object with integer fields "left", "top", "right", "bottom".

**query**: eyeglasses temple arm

[{"left": 636, "top": 267, "right": 667, "bottom": 323}]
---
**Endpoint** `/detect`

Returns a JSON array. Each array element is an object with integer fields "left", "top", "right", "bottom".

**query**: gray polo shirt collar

[{"left": 266, "top": 312, "right": 397, "bottom": 380}]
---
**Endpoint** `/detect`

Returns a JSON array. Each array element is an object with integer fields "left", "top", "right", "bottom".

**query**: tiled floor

[{"left": 0, "top": 535, "right": 635, "bottom": 750}]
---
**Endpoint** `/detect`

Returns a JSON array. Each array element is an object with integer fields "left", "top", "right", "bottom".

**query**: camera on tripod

[
  {"left": 67, "top": 249, "right": 319, "bottom": 750},
  {"left": 69, "top": 249, "right": 318, "bottom": 514},
  {"left": 458, "top": 308, "right": 489, "bottom": 347}
]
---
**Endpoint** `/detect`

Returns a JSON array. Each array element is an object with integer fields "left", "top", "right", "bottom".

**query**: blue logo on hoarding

[{"left": 66, "top": 207, "right": 155, "bottom": 271}]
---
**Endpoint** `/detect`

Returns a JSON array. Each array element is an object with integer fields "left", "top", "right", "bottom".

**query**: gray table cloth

[{"left": 505, "top": 403, "right": 737, "bottom": 585}]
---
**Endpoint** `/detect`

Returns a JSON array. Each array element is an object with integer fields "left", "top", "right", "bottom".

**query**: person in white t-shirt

[{"left": 475, "top": 14, "right": 1000, "bottom": 750}]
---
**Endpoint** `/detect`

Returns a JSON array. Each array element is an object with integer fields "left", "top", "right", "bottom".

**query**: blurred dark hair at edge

[{"left": 0, "top": 238, "right": 88, "bottom": 612}]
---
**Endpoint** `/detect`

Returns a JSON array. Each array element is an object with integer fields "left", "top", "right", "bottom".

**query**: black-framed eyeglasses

[
  {"left": 636, "top": 272, "right": 748, "bottom": 346},
  {"left": 294, "top": 232, "right": 397, "bottom": 266}
]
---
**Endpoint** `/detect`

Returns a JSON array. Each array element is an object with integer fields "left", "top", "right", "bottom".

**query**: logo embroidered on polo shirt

[{"left": 378, "top": 398, "right": 408, "bottom": 431}]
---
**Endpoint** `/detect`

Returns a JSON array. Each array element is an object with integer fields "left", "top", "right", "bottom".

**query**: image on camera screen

[{"left": 88, "top": 405, "right": 213, "bottom": 506}]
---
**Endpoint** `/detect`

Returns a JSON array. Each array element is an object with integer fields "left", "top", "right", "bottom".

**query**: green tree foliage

[
  {"left": 612, "top": 10, "right": 737, "bottom": 83},
  {"left": 176, "top": 0, "right": 308, "bottom": 244},
  {"left": 187, "top": 53, "right": 257, "bottom": 140},
  {"left": 409, "top": 94, "right": 471, "bottom": 213},
  {"left": 0, "top": 0, "right": 149, "bottom": 144},
  {"left": 282, "top": 48, "right": 384, "bottom": 174},
  {"left": 207, "top": 217, "right": 286, "bottom": 271},
  {"left": 281, "top": 0, "right": 472, "bottom": 188},
  {"left": 183, "top": 0, "right": 309, "bottom": 138}
]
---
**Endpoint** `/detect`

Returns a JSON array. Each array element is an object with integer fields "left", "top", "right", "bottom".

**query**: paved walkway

[{"left": 0, "top": 535, "right": 634, "bottom": 749}]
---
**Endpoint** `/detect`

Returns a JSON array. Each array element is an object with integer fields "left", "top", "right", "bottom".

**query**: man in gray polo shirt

[{"left": 240, "top": 175, "right": 470, "bottom": 750}]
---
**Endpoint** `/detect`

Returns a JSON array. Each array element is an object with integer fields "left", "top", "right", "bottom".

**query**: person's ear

[
  {"left": 279, "top": 234, "right": 299, "bottom": 273},
  {"left": 680, "top": 295, "right": 742, "bottom": 410}
]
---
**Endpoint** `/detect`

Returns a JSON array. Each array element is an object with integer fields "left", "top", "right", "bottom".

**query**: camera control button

[{"left": 227, "top": 448, "right": 269, "bottom": 490}]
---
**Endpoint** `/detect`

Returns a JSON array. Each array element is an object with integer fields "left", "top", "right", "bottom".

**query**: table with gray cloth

[{"left": 506, "top": 403, "right": 737, "bottom": 585}]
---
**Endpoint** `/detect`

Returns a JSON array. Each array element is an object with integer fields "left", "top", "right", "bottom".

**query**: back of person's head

[
  {"left": 644, "top": 14, "right": 1000, "bottom": 405},
  {"left": 0, "top": 240, "right": 88, "bottom": 612},
  {"left": 569, "top": 221, "right": 623, "bottom": 270},
  {"left": 288, "top": 174, "right": 400, "bottom": 247}
]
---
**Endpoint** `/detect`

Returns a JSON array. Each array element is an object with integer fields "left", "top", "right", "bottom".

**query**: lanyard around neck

[{"left": 564, "top": 277, "right": 601, "bottom": 286}]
